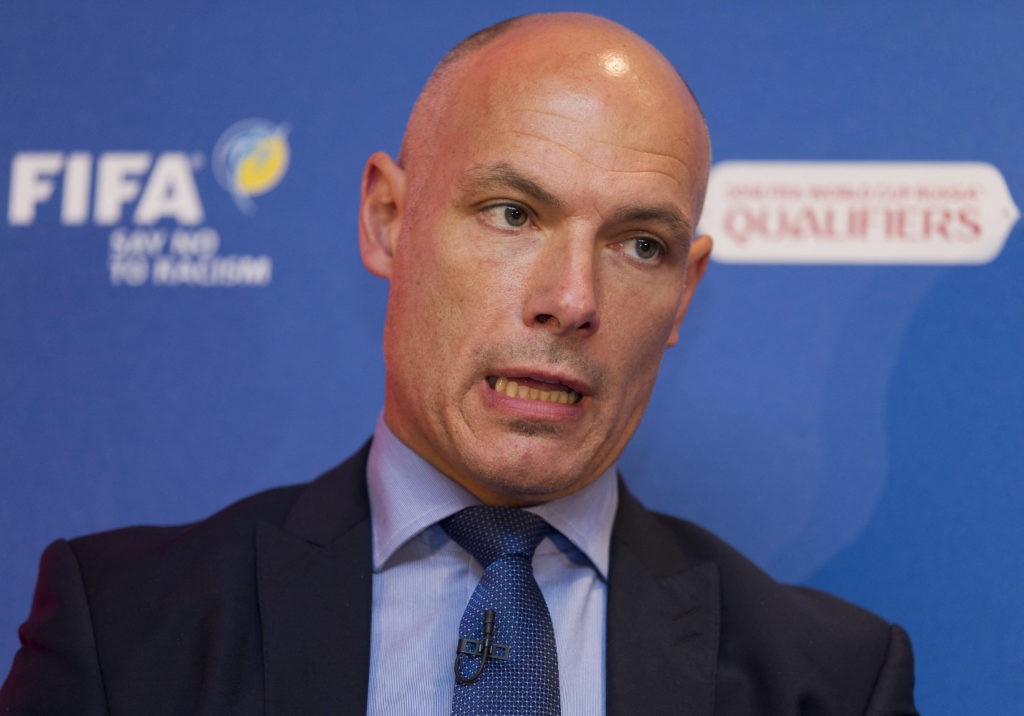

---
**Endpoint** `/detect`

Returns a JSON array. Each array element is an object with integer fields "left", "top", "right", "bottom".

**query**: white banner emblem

[{"left": 701, "top": 162, "right": 1019, "bottom": 264}]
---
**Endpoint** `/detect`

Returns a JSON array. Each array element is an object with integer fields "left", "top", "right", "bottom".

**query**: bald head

[{"left": 399, "top": 12, "right": 711, "bottom": 223}]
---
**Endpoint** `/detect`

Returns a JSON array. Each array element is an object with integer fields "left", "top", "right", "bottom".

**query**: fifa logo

[
  {"left": 5, "top": 118, "right": 290, "bottom": 227},
  {"left": 7, "top": 152, "right": 205, "bottom": 226},
  {"left": 3, "top": 119, "right": 288, "bottom": 288},
  {"left": 212, "top": 119, "right": 290, "bottom": 214}
]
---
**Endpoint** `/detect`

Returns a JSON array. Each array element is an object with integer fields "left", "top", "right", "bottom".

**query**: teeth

[{"left": 492, "top": 377, "right": 581, "bottom": 404}]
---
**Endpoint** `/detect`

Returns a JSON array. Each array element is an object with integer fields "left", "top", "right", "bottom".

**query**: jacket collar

[
  {"left": 256, "top": 443, "right": 374, "bottom": 715},
  {"left": 606, "top": 482, "right": 721, "bottom": 715}
]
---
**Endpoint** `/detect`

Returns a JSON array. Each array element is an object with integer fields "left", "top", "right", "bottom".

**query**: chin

[{"left": 463, "top": 453, "right": 595, "bottom": 504}]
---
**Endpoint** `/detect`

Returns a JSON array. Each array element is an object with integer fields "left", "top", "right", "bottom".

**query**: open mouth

[{"left": 487, "top": 376, "right": 583, "bottom": 405}]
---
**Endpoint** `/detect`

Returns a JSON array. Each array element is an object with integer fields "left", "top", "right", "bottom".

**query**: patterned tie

[{"left": 442, "top": 506, "right": 561, "bottom": 715}]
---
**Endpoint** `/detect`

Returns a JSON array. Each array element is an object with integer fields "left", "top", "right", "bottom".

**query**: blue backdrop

[{"left": 2, "top": 3, "right": 1021, "bottom": 713}]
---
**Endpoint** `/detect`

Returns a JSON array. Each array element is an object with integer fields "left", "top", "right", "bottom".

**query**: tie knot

[{"left": 442, "top": 506, "right": 552, "bottom": 567}]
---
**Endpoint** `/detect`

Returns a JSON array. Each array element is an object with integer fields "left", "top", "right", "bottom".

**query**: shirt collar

[{"left": 366, "top": 413, "right": 618, "bottom": 579}]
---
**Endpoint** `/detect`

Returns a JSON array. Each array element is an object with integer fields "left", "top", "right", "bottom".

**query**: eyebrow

[
  {"left": 608, "top": 205, "right": 692, "bottom": 241},
  {"left": 462, "top": 163, "right": 564, "bottom": 209}
]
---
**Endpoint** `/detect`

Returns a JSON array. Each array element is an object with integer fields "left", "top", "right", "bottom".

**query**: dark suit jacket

[{"left": 1, "top": 444, "right": 917, "bottom": 714}]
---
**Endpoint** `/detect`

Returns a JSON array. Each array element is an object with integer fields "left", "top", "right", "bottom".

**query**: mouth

[{"left": 487, "top": 375, "right": 583, "bottom": 405}]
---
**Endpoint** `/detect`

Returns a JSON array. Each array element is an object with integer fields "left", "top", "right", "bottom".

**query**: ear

[
  {"left": 359, "top": 151, "right": 407, "bottom": 278},
  {"left": 666, "top": 234, "right": 713, "bottom": 347}
]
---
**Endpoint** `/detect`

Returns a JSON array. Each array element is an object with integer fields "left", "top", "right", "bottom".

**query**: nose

[{"left": 523, "top": 232, "right": 600, "bottom": 336}]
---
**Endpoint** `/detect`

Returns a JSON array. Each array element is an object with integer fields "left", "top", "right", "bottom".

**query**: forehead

[{"left": 417, "top": 27, "right": 708, "bottom": 219}]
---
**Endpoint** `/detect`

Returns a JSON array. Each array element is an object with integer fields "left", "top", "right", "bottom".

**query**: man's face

[{"left": 364, "top": 30, "right": 710, "bottom": 505}]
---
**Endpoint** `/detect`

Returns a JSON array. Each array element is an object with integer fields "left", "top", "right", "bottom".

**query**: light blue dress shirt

[{"left": 365, "top": 415, "right": 618, "bottom": 715}]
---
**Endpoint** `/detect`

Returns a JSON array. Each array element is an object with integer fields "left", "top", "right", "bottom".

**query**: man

[{"left": 1, "top": 12, "right": 917, "bottom": 715}]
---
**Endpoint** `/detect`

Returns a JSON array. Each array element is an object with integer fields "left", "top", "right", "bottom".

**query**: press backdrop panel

[{"left": 1, "top": 3, "right": 1021, "bottom": 713}]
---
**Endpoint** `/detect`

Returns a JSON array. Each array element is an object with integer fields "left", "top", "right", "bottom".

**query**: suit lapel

[
  {"left": 257, "top": 445, "right": 374, "bottom": 715},
  {"left": 606, "top": 485, "right": 720, "bottom": 716}
]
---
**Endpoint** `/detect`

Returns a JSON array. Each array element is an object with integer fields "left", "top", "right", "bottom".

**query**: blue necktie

[{"left": 442, "top": 506, "right": 561, "bottom": 715}]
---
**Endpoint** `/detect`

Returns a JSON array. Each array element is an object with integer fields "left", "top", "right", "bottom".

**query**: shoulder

[
  {"left": 1, "top": 450, "right": 372, "bottom": 712},
  {"left": 65, "top": 481, "right": 305, "bottom": 591},
  {"left": 652, "top": 509, "right": 889, "bottom": 632},
  {"left": 648, "top": 510, "right": 916, "bottom": 713},
  {"left": 66, "top": 443, "right": 371, "bottom": 589}
]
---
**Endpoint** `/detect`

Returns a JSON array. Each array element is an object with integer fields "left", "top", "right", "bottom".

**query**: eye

[
  {"left": 499, "top": 204, "right": 532, "bottom": 226},
  {"left": 503, "top": 205, "right": 528, "bottom": 227},
  {"left": 626, "top": 236, "right": 663, "bottom": 261},
  {"left": 480, "top": 203, "right": 531, "bottom": 230}
]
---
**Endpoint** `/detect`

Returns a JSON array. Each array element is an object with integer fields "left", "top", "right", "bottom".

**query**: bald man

[{"left": 1, "top": 13, "right": 917, "bottom": 715}]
